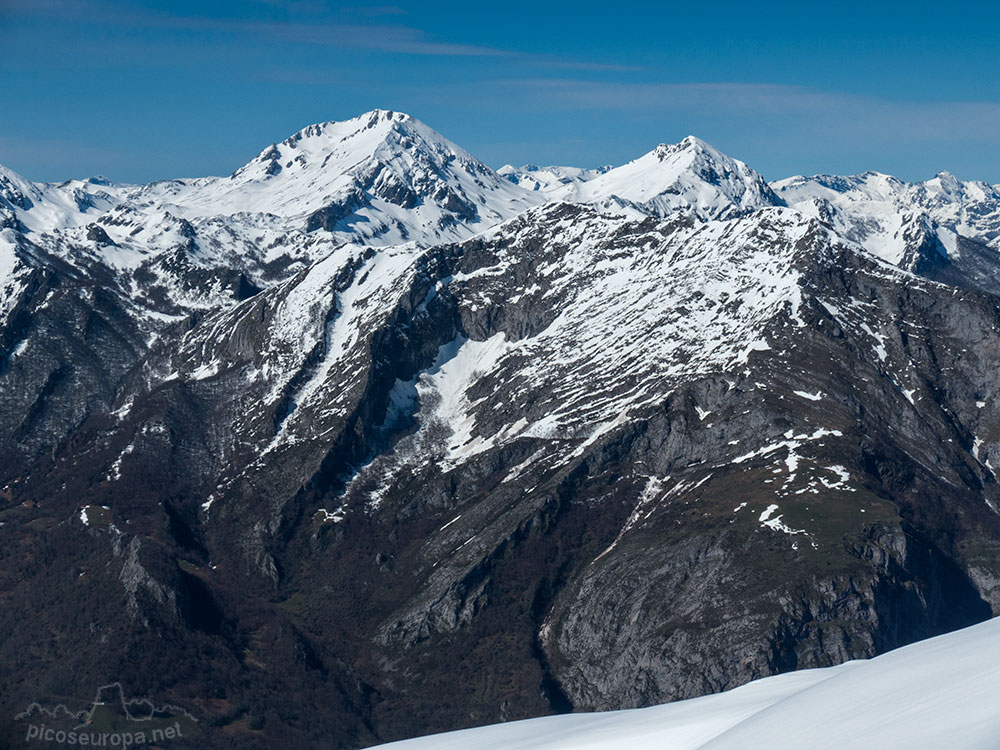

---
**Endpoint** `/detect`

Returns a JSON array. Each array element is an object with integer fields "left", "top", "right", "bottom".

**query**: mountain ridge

[{"left": 2, "top": 111, "right": 1000, "bottom": 750}]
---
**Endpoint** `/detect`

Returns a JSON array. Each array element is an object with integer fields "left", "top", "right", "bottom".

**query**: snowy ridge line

[
  {"left": 327, "top": 203, "right": 824, "bottom": 501},
  {"left": 5, "top": 109, "right": 1000, "bottom": 329}
]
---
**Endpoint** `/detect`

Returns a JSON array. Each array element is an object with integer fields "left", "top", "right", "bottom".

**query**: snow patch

[
  {"left": 758, "top": 503, "right": 807, "bottom": 536},
  {"left": 792, "top": 390, "right": 823, "bottom": 401}
]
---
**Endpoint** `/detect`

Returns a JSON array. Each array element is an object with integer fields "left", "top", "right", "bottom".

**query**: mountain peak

[
  {"left": 677, "top": 133, "right": 717, "bottom": 151},
  {"left": 924, "top": 170, "right": 965, "bottom": 198},
  {"left": 0, "top": 164, "right": 41, "bottom": 212},
  {"left": 287, "top": 109, "right": 417, "bottom": 145},
  {"left": 203, "top": 109, "right": 544, "bottom": 242},
  {"left": 233, "top": 110, "right": 435, "bottom": 183},
  {"left": 552, "top": 135, "right": 782, "bottom": 219},
  {"left": 649, "top": 135, "right": 721, "bottom": 163}
]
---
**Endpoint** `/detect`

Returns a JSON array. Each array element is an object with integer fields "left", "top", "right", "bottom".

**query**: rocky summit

[{"left": 2, "top": 109, "right": 1000, "bottom": 749}]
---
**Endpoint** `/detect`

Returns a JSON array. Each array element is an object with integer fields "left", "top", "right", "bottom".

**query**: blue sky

[{"left": 1, "top": 0, "right": 998, "bottom": 184}]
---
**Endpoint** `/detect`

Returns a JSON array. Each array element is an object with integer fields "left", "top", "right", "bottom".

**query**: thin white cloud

[{"left": 8, "top": 0, "right": 629, "bottom": 67}]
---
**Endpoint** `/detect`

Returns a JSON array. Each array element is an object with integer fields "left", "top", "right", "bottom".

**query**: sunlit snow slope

[
  {"left": 548, "top": 136, "right": 783, "bottom": 220},
  {"left": 369, "top": 616, "right": 1000, "bottom": 750}
]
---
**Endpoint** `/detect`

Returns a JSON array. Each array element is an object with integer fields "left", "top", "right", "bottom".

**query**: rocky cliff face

[{"left": 2, "top": 113, "right": 1000, "bottom": 750}]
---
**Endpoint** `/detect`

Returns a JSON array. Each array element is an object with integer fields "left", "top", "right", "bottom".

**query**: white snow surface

[
  {"left": 368, "top": 616, "right": 1000, "bottom": 750},
  {"left": 0, "top": 110, "right": 545, "bottom": 320},
  {"left": 497, "top": 163, "right": 612, "bottom": 193},
  {"left": 3, "top": 110, "right": 542, "bottom": 250},
  {"left": 549, "top": 136, "right": 780, "bottom": 220},
  {"left": 0, "top": 227, "right": 27, "bottom": 318},
  {"left": 773, "top": 170, "right": 1000, "bottom": 265},
  {"left": 144, "top": 110, "right": 543, "bottom": 240}
]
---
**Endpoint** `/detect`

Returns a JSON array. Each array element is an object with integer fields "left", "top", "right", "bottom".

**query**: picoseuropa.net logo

[{"left": 15, "top": 683, "right": 198, "bottom": 747}]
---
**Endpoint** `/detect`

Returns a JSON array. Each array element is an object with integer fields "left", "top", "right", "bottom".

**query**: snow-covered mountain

[
  {"left": 0, "top": 110, "right": 544, "bottom": 319},
  {"left": 369, "top": 615, "right": 1000, "bottom": 750},
  {"left": 774, "top": 170, "right": 1000, "bottom": 256},
  {"left": 546, "top": 136, "right": 784, "bottom": 220},
  {"left": 2, "top": 112, "right": 1000, "bottom": 750},
  {"left": 4, "top": 110, "right": 541, "bottom": 246},
  {"left": 773, "top": 170, "right": 1000, "bottom": 294},
  {"left": 147, "top": 109, "right": 543, "bottom": 242},
  {"left": 497, "top": 163, "right": 612, "bottom": 193}
]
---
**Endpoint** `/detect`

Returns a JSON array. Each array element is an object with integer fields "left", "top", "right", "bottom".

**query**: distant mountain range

[{"left": 1, "top": 109, "right": 999, "bottom": 750}]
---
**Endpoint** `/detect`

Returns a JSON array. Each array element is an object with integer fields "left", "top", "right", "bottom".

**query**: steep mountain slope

[
  {"left": 0, "top": 110, "right": 543, "bottom": 318},
  {"left": 0, "top": 110, "right": 543, "bottom": 468},
  {"left": 2, "top": 116, "right": 1000, "bottom": 750},
  {"left": 141, "top": 109, "right": 543, "bottom": 244},
  {"left": 774, "top": 170, "right": 1000, "bottom": 294},
  {"left": 548, "top": 136, "right": 784, "bottom": 220},
  {"left": 368, "top": 614, "right": 1000, "bottom": 750}
]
